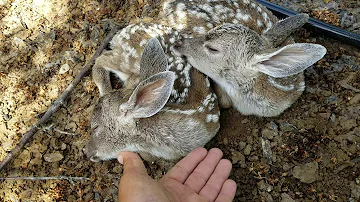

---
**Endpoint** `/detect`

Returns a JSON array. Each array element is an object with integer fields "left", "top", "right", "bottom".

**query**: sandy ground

[{"left": 0, "top": 0, "right": 359, "bottom": 201}]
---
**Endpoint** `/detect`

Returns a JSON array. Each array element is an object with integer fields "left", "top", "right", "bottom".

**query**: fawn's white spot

[
  {"left": 257, "top": 19, "right": 263, "bottom": 28},
  {"left": 193, "top": 26, "right": 207, "bottom": 34},
  {"left": 236, "top": 10, "right": 251, "bottom": 21},
  {"left": 257, "top": 6, "right": 262, "bottom": 13},
  {"left": 139, "top": 39, "right": 147, "bottom": 46},
  {"left": 199, "top": 4, "right": 213, "bottom": 13},
  {"left": 242, "top": 0, "right": 250, "bottom": 4},
  {"left": 169, "top": 38, "right": 175, "bottom": 44},
  {"left": 206, "top": 114, "right": 219, "bottom": 123},
  {"left": 298, "top": 81, "right": 306, "bottom": 91},
  {"left": 164, "top": 108, "right": 197, "bottom": 115},
  {"left": 198, "top": 106, "right": 205, "bottom": 112},
  {"left": 177, "top": 63, "right": 184, "bottom": 70},
  {"left": 208, "top": 103, "right": 215, "bottom": 111},
  {"left": 205, "top": 77, "right": 210, "bottom": 87}
]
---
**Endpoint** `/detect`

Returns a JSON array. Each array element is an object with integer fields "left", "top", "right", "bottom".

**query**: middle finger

[{"left": 183, "top": 148, "right": 223, "bottom": 193}]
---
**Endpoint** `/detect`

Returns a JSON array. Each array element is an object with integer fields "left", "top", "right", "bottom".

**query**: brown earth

[{"left": 0, "top": 0, "right": 359, "bottom": 201}]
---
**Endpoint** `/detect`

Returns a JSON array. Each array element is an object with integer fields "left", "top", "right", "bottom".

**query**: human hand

[{"left": 118, "top": 148, "right": 236, "bottom": 202}]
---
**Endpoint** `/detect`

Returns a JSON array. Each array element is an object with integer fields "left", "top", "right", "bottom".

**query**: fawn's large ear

[
  {"left": 253, "top": 43, "right": 326, "bottom": 78},
  {"left": 122, "top": 71, "right": 175, "bottom": 118},
  {"left": 140, "top": 37, "right": 168, "bottom": 80},
  {"left": 263, "top": 14, "right": 309, "bottom": 46}
]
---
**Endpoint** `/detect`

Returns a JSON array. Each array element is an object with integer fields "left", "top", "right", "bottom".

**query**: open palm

[{"left": 118, "top": 148, "right": 236, "bottom": 202}]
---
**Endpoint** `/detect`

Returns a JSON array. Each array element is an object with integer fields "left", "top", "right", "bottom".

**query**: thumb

[{"left": 118, "top": 151, "right": 147, "bottom": 176}]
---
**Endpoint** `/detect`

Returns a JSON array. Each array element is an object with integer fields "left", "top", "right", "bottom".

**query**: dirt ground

[{"left": 0, "top": 0, "right": 359, "bottom": 201}]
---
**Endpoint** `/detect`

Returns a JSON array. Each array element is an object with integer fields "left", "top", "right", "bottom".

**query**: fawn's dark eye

[{"left": 205, "top": 45, "right": 219, "bottom": 53}]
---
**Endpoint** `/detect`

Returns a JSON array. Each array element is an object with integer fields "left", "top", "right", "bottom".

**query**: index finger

[
  {"left": 119, "top": 151, "right": 147, "bottom": 177},
  {"left": 161, "top": 148, "right": 208, "bottom": 183}
]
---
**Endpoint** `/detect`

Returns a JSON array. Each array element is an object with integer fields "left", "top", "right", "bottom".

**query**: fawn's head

[
  {"left": 84, "top": 38, "right": 175, "bottom": 162},
  {"left": 174, "top": 14, "right": 326, "bottom": 84}
]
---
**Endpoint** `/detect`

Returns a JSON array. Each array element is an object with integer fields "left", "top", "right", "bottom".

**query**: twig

[
  {"left": 54, "top": 128, "right": 77, "bottom": 136},
  {"left": 0, "top": 25, "right": 125, "bottom": 172},
  {"left": 0, "top": 176, "right": 90, "bottom": 186}
]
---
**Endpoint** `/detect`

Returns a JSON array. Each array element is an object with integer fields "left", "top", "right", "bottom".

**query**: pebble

[
  {"left": 280, "top": 122, "right": 297, "bottom": 132},
  {"left": 44, "top": 152, "right": 64, "bottom": 162},
  {"left": 349, "top": 94, "right": 360, "bottom": 105},
  {"left": 258, "top": 180, "right": 273, "bottom": 192},
  {"left": 340, "top": 118, "right": 357, "bottom": 130},
  {"left": 350, "top": 182, "right": 360, "bottom": 199},
  {"left": 223, "top": 137, "right": 228, "bottom": 145},
  {"left": 238, "top": 141, "right": 246, "bottom": 151},
  {"left": 231, "top": 151, "right": 245, "bottom": 164},
  {"left": 262, "top": 128, "right": 276, "bottom": 140},
  {"left": 261, "top": 137, "right": 273, "bottom": 164},
  {"left": 280, "top": 193, "right": 295, "bottom": 202},
  {"left": 325, "top": 95, "right": 338, "bottom": 104},
  {"left": 293, "top": 162, "right": 319, "bottom": 183},
  {"left": 59, "top": 64, "right": 70, "bottom": 74},
  {"left": 244, "top": 144, "right": 252, "bottom": 156}
]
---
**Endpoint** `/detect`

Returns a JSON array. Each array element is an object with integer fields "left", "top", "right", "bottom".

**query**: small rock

[
  {"left": 238, "top": 141, "right": 246, "bottom": 151},
  {"left": 280, "top": 122, "right": 297, "bottom": 132},
  {"left": 340, "top": 118, "right": 357, "bottom": 130},
  {"left": 59, "top": 64, "right": 70, "bottom": 74},
  {"left": 325, "top": 95, "right": 338, "bottom": 104},
  {"left": 261, "top": 137, "right": 273, "bottom": 164},
  {"left": 19, "top": 189, "right": 33, "bottom": 199},
  {"left": 283, "top": 163, "right": 292, "bottom": 171},
  {"left": 258, "top": 180, "right": 273, "bottom": 192},
  {"left": 223, "top": 137, "right": 228, "bottom": 145},
  {"left": 321, "top": 90, "right": 332, "bottom": 97},
  {"left": 61, "top": 143, "right": 67, "bottom": 150},
  {"left": 350, "top": 182, "right": 360, "bottom": 199},
  {"left": 241, "top": 118, "right": 249, "bottom": 124},
  {"left": 350, "top": 94, "right": 360, "bottom": 105},
  {"left": 65, "top": 121, "right": 77, "bottom": 131},
  {"left": 280, "top": 193, "right": 295, "bottom": 202},
  {"left": 260, "top": 192, "right": 274, "bottom": 202},
  {"left": 262, "top": 128, "right": 276, "bottom": 140},
  {"left": 293, "top": 162, "right": 319, "bottom": 183},
  {"left": 44, "top": 152, "right": 64, "bottom": 162},
  {"left": 319, "top": 113, "right": 331, "bottom": 120},
  {"left": 330, "top": 113, "right": 336, "bottom": 123},
  {"left": 13, "top": 149, "right": 31, "bottom": 168},
  {"left": 244, "top": 144, "right": 252, "bottom": 156},
  {"left": 231, "top": 151, "right": 245, "bottom": 165},
  {"left": 248, "top": 155, "right": 259, "bottom": 162}
]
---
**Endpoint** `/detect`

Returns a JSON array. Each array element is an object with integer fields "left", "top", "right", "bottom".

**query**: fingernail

[{"left": 117, "top": 154, "right": 123, "bottom": 164}]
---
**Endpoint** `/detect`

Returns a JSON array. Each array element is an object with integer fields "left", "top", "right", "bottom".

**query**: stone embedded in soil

[
  {"left": 279, "top": 122, "right": 297, "bottom": 132},
  {"left": 339, "top": 117, "right": 357, "bottom": 130},
  {"left": 238, "top": 141, "right": 246, "bottom": 151},
  {"left": 44, "top": 152, "right": 64, "bottom": 162},
  {"left": 349, "top": 94, "right": 360, "bottom": 105},
  {"left": 261, "top": 137, "right": 273, "bottom": 164},
  {"left": 350, "top": 182, "right": 360, "bottom": 199},
  {"left": 261, "top": 128, "right": 276, "bottom": 140},
  {"left": 231, "top": 151, "right": 245, "bottom": 167},
  {"left": 244, "top": 144, "right": 252, "bottom": 156},
  {"left": 280, "top": 193, "right": 295, "bottom": 202},
  {"left": 59, "top": 63, "right": 70, "bottom": 74},
  {"left": 293, "top": 162, "right": 319, "bottom": 183},
  {"left": 13, "top": 149, "right": 31, "bottom": 168},
  {"left": 258, "top": 180, "right": 273, "bottom": 192}
]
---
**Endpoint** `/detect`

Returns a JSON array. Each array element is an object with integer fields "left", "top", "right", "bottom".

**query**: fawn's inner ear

[{"left": 136, "top": 79, "right": 166, "bottom": 106}]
